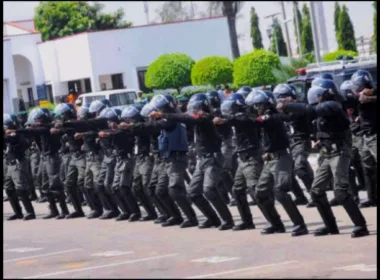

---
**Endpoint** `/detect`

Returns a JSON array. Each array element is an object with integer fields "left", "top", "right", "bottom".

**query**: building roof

[
  {"left": 38, "top": 15, "right": 226, "bottom": 43},
  {"left": 4, "top": 21, "right": 39, "bottom": 34}
]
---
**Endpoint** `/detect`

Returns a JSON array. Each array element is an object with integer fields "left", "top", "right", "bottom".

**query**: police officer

[
  {"left": 4, "top": 114, "right": 36, "bottom": 220},
  {"left": 206, "top": 90, "right": 235, "bottom": 205},
  {"left": 120, "top": 104, "right": 158, "bottom": 221},
  {"left": 273, "top": 84, "right": 314, "bottom": 207},
  {"left": 142, "top": 94, "right": 198, "bottom": 228},
  {"left": 278, "top": 78, "right": 369, "bottom": 238},
  {"left": 98, "top": 108, "right": 141, "bottom": 221},
  {"left": 88, "top": 99, "right": 121, "bottom": 219},
  {"left": 67, "top": 104, "right": 104, "bottom": 219},
  {"left": 150, "top": 94, "right": 234, "bottom": 230},
  {"left": 339, "top": 81, "right": 365, "bottom": 205},
  {"left": 52, "top": 103, "right": 87, "bottom": 219},
  {"left": 214, "top": 93, "right": 263, "bottom": 230},
  {"left": 245, "top": 90, "right": 308, "bottom": 236},
  {"left": 176, "top": 94, "right": 196, "bottom": 179},
  {"left": 11, "top": 108, "right": 68, "bottom": 219},
  {"left": 350, "top": 70, "right": 377, "bottom": 208}
]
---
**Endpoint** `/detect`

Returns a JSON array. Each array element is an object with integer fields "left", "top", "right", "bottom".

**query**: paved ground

[{"left": 3, "top": 156, "right": 377, "bottom": 279}]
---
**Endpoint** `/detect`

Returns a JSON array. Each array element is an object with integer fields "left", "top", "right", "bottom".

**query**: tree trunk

[{"left": 226, "top": 16, "right": 240, "bottom": 59}]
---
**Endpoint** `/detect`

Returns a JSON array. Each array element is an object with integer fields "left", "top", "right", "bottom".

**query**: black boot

[
  {"left": 158, "top": 193, "right": 182, "bottom": 222},
  {"left": 207, "top": 194, "right": 234, "bottom": 230},
  {"left": 56, "top": 194, "right": 70, "bottom": 219},
  {"left": 29, "top": 188, "right": 38, "bottom": 201},
  {"left": 86, "top": 189, "right": 103, "bottom": 219},
  {"left": 256, "top": 198, "right": 285, "bottom": 234},
  {"left": 137, "top": 191, "right": 158, "bottom": 221},
  {"left": 360, "top": 167, "right": 377, "bottom": 208},
  {"left": 112, "top": 189, "right": 131, "bottom": 221},
  {"left": 6, "top": 189, "right": 23, "bottom": 220},
  {"left": 292, "top": 177, "right": 309, "bottom": 205},
  {"left": 312, "top": 193, "right": 340, "bottom": 236},
  {"left": 233, "top": 192, "right": 255, "bottom": 231},
  {"left": 66, "top": 190, "right": 85, "bottom": 219},
  {"left": 174, "top": 196, "right": 198, "bottom": 228},
  {"left": 18, "top": 190, "right": 36, "bottom": 220},
  {"left": 43, "top": 194, "right": 59, "bottom": 219},
  {"left": 329, "top": 197, "right": 340, "bottom": 207},
  {"left": 248, "top": 190, "right": 257, "bottom": 206},
  {"left": 119, "top": 188, "right": 141, "bottom": 222},
  {"left": 191, "top": 196, "right": 221, "bottom": 229},
  {"left": 150, "top": 195, "right": 170, "bottom": 223},
  {"left": 339, "top": 196, "right": 369, "bottom": 238},
  {"left": 276, "top": 192, "right": 308, "bottom": 237}
]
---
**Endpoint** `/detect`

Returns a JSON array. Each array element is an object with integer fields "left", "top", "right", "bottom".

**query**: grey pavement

[{"left": 3, "top": 154, "right": 377, "bottom": 279}]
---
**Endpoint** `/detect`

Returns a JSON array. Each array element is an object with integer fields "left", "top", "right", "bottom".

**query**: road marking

[
  {"left": 64, "top": 262, "right": 89, "bottom": 269},
  {"left": 91, "top": 251, "right": 133, "bottom": 257},
  {"left": 4, "top": 249, "right": 83, "bottom": 263},
  {"left": 17, "top": 260, "right": 38, "bottom": 265},
  {"left": 186, "top": 260, "right": 299, "bottom": 279},
  {"left": 334, "top": 264, "right": 377, "bottom": 272},
  {"left": 23, "top": 253, "right": 178, "bottom": 279},
  {"left": 191, "top": 256, "right": 240, "bottom": 263},
  {"left": 5, "top": 247, "right": 43, "bottom": 253}
]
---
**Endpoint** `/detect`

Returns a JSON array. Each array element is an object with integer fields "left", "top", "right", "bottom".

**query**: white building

[{"left": 3, "top": 16, "right": 232, "bottom": 113}]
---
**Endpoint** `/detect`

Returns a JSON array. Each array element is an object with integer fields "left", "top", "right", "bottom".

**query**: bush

[
  {"left": 323, "top": 49, "right": 358, "bottom": 62},
  {"left": 233, "top": 49, "right": 281, "bottom": 87},
  {"left": 273, "top": 64, "right": 297, "bottom": 83},
  {"left": 191, "top": 56, "right": 233, "bottom": 88},
  {"left": 145, "top": 53, "right": 195, "bottom": 94}
]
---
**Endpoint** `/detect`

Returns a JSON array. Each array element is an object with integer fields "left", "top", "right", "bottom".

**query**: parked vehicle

[
  {"left": 76, "top": 89, "right": 139, "bottom": 110},
  {"left": 287, "top": 55, "right": 377, "bottom": 103}
]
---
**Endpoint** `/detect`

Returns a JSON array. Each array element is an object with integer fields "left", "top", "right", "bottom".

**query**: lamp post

[
  {"left": 309, "top": 1, "right": 321, "bottom": 63},
  {"left": 280, "top": 1, "right": 292, "bottom": 58}
]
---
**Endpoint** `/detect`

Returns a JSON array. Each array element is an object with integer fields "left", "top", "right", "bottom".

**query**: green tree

[
  {"left": 191, "top": 56, "right": 233, "bottom": 88},
  {"left": 155, "top": 1, "right": 189, "bottom": 23},
  {"left": 34, "top": 1, "right": 132, "bottom": 41},
  {"left": 301, "top": 4, "right": 314, "bottom": 58},
  {"left": 233, "top": 49, "right": 280, "bottom": 87},
  {"left": 145, "top": 53, "right": 195, "bottom": 94},
  {"left": 250, "top": 7, "right": 264, "bottom": 50},
  {"left": 269, "top": 18, "right": 288, "bottom": 57},
  {"left": 337, "top": 5, "right": 357, "bottom": 52},
  {"left": 334, "top": 2, "right": 341, "bottom": 39},
  {"left": 374, "top": 1, "right": 377, "bottom": 53},
  {"left": 292, "top": 2, "right": 302, "bottom": 55}
]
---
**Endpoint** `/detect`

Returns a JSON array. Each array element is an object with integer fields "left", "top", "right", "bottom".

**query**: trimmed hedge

[
  {"left": 145, "top": 53, "right": 195, "bottom": 94},
  {"left": 323, "top": 49, "right": 358, "bottom": 62},
  {"left": 191, "top": 56, "right": 233, "bottom": 88},
  {"left": 233, "top": 49, "right": 280, "bottom": 87}
]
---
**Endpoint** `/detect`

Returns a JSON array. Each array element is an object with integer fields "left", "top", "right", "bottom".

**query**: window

[
  {"left": 136, "top": 69, "right": 151, "bottom": 93},
  {"left": 46, "top": 85, "right": 54, "bottom": 103},
  {"left": 84, "top": 95, "right": 106, "bottom": 104},
  {"left": 109, "top": 92, "right": 137, "bottom": 106},
  {"left": 68, "top": 80, "right": 82, "bottom": 93},
  {"left": 111, "top": 74, "right": 124, "bottom": 89},
  {"left": 84, "top": 78, "right": 92, "bottom": 93},
  {"left": 27, "top": 87, "right": 35, "bottom": 107}
]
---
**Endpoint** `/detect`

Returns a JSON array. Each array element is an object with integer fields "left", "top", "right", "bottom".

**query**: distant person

[
  {"left": 67, "top": 90, "right": 76, "bottom": 104},
  {"left": 18, "top": 98, "right": 26, "bottom": 111},
  {"left": 216, "top": 85, "right": 225, "bottom": 102},
  {"left": 224, "top": 85, "right": 232, "bottom": 99}
]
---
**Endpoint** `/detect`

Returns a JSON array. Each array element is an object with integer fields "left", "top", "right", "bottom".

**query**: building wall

[
  {"left": 3, "top": 40, "right": 17, "bottom": 112},
  {"left": 3, "top": 24, "right": 29, "bottom": 36},
  {"left": 87, "top": 17, "right": 232, "bottom": 91}
]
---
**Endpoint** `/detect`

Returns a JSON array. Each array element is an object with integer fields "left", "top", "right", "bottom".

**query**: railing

[{"left": 306, "top": 55, "right": 377, "bottom": 73}]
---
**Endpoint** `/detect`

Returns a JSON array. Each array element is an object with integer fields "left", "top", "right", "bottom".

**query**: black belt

[
  {"left": 199, "top": 152, "right": 220, "bottom": 159},
  {"left": 266, "top": 149, "right": 289, "bottom": 160},
  {"left": 237, "top": 149, "right": 260, "bottom": 161}
]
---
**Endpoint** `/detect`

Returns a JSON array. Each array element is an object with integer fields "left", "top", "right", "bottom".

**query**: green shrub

[
  {"left": 145, "top": 53, "right": 195, "bottom": 94},
  {"left": 233, "top": 49, "right": 281, "bottom": 87},
  {"left": 273, "top": 64, "right": 297, "bottom": 83},
  {"left": 323, "top": 49, "right": 358, "bottom": 62},
  {"left": 191, "top": 56, "right": 233, "bottom": 88}
]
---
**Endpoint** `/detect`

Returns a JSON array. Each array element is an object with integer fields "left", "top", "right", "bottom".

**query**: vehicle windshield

[
  {"left": 109, "top": 91, "right": 137, "bottom": 106},
  {"left": 84, "top": 95, "right": 106, "bottom": 104},
  {"left": 288, "top": 81, "right": 311, "bottom": 102}
]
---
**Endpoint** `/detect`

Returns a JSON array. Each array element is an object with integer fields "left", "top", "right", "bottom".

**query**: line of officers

[{"left": 3, "top": 69, "right": 376, "bottom": 239}]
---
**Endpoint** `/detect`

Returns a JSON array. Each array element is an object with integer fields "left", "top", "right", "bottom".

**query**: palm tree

[{"left": 220, "top": 1, "right": 244, "bottom": 59}]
